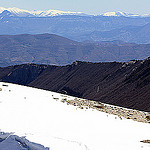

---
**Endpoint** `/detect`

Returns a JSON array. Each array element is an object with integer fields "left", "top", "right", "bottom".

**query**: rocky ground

[
  {"left": 1, "top": 83, "right": 150, "bottom": 123},
  {"left": 52, "top": 94, "right": 150, "bottom": 124}
]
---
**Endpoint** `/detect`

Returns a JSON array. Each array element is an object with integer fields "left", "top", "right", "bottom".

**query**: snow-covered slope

[
  {"left": 30, "top": 9, "right": 84, "bottom": 17},
  {"left": 0, "top": 82, "right": 150, "bottom": 150},
  {"left": 0, "top": 7, "right": 150, "bottom": 17},
  {"left": 101, "top": 11, "right": 140, "bottom": 17},
  {"left": 0, "top": 7, "right": 84, "bottom": 17}
]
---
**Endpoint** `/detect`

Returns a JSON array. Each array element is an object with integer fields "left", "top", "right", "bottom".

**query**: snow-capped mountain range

[
  {"left": 0, "top": 7, "right": 85, "bottom": 17},
  {"left": 0, "top": 7, "right": 149, "bottom": 17},
  {"left": 102, "top": 11, "right": 139, "bottom": 17},
  {"left": 102, "top": 11, "right": 150, "bottom": 17},
  {"left": 0, "top": 7, "right": 150, "bottom": 44}
]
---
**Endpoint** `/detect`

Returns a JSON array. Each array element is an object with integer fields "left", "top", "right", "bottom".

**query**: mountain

[
  {"left": 72, "top": 22, "right": 150, "bottom": 43},
  {"left": 100, "top": 11, "right": 150, "bottom": 17},
  {"left": 0, "top": 82, "right": 150, "bottom": 150},
  {"left": 101, "top": 11, "right": 140, "bottom": 17},
  {"left": 0, "top": 7, "right": 150, "bottom": 18},
  {"left": 1, "top": 57, "right": 150, "bottom": 112},
  {"left": 0, "top": 7, "right": 85, "bottom": 17},
  {"left": 0, "top": 34, "right": 81, "bottom": 67},
  {"left": 0, "top": 7, "right": 150, "bottom": 43},
  {"left": 0, "top": 34, "right": 150, "bottom": 67}
]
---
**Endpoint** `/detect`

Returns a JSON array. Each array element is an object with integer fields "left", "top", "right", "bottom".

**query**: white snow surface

[
  {"left": 101, "top": 11, "right": 140, "bottom": 17},
  {"left": 0, "top": 7, "right": 150, "bottom": 17},
  {"left": 0, "top": 82, "right": 150, "bottom": 150},
  {"left": 0, "top": 7, "right": 84, "bottom": 17}
]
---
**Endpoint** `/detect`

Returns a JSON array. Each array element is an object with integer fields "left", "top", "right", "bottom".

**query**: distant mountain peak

[
  {"left": 0, "top": 10, "right": 13, "bottom": 17},
  {"left": 101, "top": 11, "right": 140, "bottom": 17},
  {"left": 0, "top": 7, "right": 150, "bottom": 18},
  {"left": 0, "top": 7, "right": 6, "bottom": 13},
  {"left": 0, "top": 7, "right": 85, "bottom": 17},
  {"left": 102, "top": 11, "right": 127, "bottom": 16}
]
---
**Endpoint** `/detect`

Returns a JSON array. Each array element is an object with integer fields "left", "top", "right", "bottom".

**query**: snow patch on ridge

[{"left": 101, "top": 11, "right": 140, "bottom": 17}]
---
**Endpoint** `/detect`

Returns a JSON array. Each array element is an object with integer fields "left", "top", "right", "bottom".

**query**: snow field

[{"left": 0, "top": 82, "right": 150, "bottom": 150}]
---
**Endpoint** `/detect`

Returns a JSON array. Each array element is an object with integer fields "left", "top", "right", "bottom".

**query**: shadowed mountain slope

[
  {"left": 0, "top": 34, "right": 150, "bottom": 67},
  {"left": 1, "top": 58, "right": 150, "bottom": 111}
]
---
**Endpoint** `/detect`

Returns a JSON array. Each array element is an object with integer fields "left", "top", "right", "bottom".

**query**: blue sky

[{"left": 0, "top": 0, "right": 149, "bottom": 15}]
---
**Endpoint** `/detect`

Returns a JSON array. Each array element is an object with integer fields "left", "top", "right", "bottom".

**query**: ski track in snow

[
  {"left": 51, "top": 136, "right": 90, "bottom": 150},
  {"left": 0, "top": 82, "right": 150, "bottom": 150}
]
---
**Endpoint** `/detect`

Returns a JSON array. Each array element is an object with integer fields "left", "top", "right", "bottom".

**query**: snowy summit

[
  {"left": 101, "top": 11, "right": 140, "bottom": 17},
  {"left": 0, "top": 7, "right": 149, "bottom": 17},
  {"left": 0, "top": 7, "right": 84, "bottom": 17}
]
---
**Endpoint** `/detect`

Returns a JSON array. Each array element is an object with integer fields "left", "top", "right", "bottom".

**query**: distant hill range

[
  {"left": 1, "top": 57, "right": 150, "bottom": 112},
  {"left": 1, "top": 7, "right": 150, "bottom": 43},
  {"left": 0, "top": 34, "right": 150, "bottom": 67}
]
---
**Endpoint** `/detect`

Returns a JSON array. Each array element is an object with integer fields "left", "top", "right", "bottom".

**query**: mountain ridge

[
  {"left": 1, "top": 57, "right": 150, "bottom": 112},
  {"left": 0, "top": 10, "right": 150, "bottom": 44},
  {"left": 0, "top": 7, "right": 85, "bottom": 17},
  {"left": 0, "top": 7, "right": 150, "bottom": 17},
  {"left": 0, "top": 34, "right": 150, "bottom": 67}
]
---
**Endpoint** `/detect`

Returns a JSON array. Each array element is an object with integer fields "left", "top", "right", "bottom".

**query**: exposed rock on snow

[
  {"left": 59, "top": 94, "right": 150, "bottom": 123},
  {"left": 141, "top": 140, "right": 150, "bottom": 143}
]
